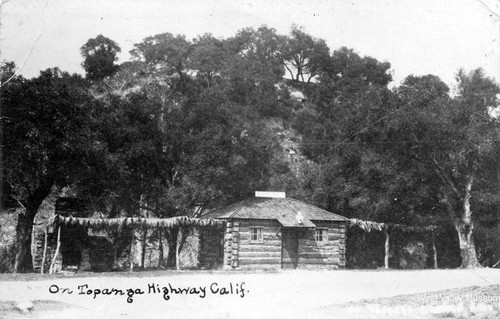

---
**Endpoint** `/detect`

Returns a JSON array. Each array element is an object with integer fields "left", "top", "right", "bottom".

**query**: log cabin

[
  {"left": 201, "top": 192, "right": 349, "bottom": 270},
  {"left": 32, "top": 194, "right": 349, "bottom": 272}
]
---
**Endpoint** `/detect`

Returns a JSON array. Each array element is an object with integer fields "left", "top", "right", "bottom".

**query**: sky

[{"left": 1, "top": 0, "right": 499, "bottom": 88}]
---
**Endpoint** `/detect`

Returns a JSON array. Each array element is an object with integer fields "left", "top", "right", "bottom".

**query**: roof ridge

[
  {"left": 228, "top": 206, "right": 243, "bottom": 218},
  {"left": 288, "top": 198, "right": 349, "bottom": 221}
]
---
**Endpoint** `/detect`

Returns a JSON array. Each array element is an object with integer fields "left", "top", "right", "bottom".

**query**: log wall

[
  {"left": 32, "top": 228, "right": 58, "bottom": 273},
  {"left": 235, "top": 219, "right": 282, "bottom": 270},
  {"left": 223, "top": 221, "right": 232, "bottom": 269},
  {"left": 225, "top": 219, "right": 347, "bottom": 270},
  {"left": 297, "top": 221, "right": 347, "bottom": 270}
]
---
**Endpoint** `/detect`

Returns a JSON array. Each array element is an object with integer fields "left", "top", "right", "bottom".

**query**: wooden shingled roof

[{"left": 203, "top": 197, "right": 348, "bottom": 227}]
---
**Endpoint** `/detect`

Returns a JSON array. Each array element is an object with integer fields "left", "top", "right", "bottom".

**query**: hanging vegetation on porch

[
  {"left": 348, "top": 218, "right": 437, "bottom": 233},
  {"left": 47, "top": 215, "right": 226, "bottom": 231},
  {"left": 37, "top": 215, "right": 226, "bottom": 274},
  {"left": 348, "top": 218, "right": 438, "bottom": 269}
]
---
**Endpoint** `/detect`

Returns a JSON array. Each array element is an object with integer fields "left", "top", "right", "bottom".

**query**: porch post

[
  {"left": 176, "top": 226, "right": 183, "bottom": 270},
  {"left": 129, "top": 229, "right": 134, "bottom": 272},
  {"left": 432, "top": 230, "right": 438, "bottom": 269},
  {"left": 49, "top": 225, "right": 61, "bottom": 274},
  {"left": 384, "top": 228, "right": 390, "bottom": 269}
]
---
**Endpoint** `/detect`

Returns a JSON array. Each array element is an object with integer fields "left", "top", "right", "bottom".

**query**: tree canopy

[
  {"left": 80, "top": 35, "right": 121, "bottom": 81},
  {"left": 2, "top": 67, "right": 101, "bottom": 271}
]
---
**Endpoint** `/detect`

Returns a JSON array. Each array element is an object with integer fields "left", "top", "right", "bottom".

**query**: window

[
  {"left": 250, "top": 227, "right": 263, "bottom": 243},
  {"left": 315, "top": 229, "right": 328, "bottom": 242}
]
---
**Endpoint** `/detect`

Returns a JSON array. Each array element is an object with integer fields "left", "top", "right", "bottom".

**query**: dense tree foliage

[
  {"left": 80, "top": 35, "right": 121, "bottom": 81},
  {"left": 384, "top": 71, "right": 500, "bottom": 267},
  {"left": 282, "top": 25, "right": 330, "bottom": 83},
  {"left": 2, "top": 68, "right": 100, "bottom": 271},
  {"left": 292, "top": 48, "right": 394, "bottom": 218}
]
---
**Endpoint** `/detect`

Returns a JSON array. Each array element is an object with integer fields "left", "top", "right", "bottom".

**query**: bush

[
  {"left": 399, "top": 241, "right": 428, "bottom": 269},
  {"left": 0, "top": 244, "right": 15, "bottom": 273}
]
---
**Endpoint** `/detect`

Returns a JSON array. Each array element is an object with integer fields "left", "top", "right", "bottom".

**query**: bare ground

[{"left": 1, "top": 268, "right": 500, "bottom": 319}]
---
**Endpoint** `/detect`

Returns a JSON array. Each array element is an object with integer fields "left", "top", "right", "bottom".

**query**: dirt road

[{"left": 1, "top": 269, "right": 500, "bottom": 318}]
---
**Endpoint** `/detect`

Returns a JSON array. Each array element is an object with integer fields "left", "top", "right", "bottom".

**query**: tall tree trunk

[
  {"left": 455, "top": 175, "right": 481, "bottom": 268},
  {"left": 14, "top": 207, "right": 37, "bottom": 272},
  {"left": 455, "top": 220, "right": 480, "bottom": 268},
  {"left": 13, "top": 181, "right": 53, "bottom": 273}
]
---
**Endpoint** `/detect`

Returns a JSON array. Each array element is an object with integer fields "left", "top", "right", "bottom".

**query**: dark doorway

[
  {"left": 282, "top": 228, "right": 299, "bottom": 269},
  {"left": 200, "top": 228, "right": 225, "bottom": 269},
  {"left": 61, "top": 227, "right": 82, "bottom": 269}
]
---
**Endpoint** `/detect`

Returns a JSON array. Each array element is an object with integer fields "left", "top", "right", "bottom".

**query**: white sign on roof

[{"left": 255, "top": 191, "right": 286, "bottom": 198}]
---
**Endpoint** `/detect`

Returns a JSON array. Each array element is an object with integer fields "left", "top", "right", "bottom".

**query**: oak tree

[
  {"left": 2, "top": 68, "right": 99, "bottom": 272},
  {"left": 80, "top": 35, "right": 121, "bottom": 81}
]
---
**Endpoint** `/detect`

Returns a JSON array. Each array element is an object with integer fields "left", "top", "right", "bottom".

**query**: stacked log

[
  {"left": 231, "top": 221, "right": 239, "bottom": 268},
  {"left": 224, "top": 221, "right": 233, "bottom": 268},
  {"left": 32, "top": 229, "right": 46, "bottom": 272},
  {"left": 237, "top": 220, "right": 282, "bottom": 269}
]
